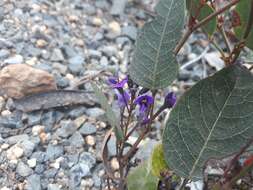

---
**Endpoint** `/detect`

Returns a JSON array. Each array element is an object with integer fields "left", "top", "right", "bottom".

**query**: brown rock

[{"left": 0, "top": 64, "right": 56, "bottom": 99}]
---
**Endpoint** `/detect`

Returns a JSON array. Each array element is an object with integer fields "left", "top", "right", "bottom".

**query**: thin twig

[{"left": 174, "top": 0, "right": 241, "bottom": 55}]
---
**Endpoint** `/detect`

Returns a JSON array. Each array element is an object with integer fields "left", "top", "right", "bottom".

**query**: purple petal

[
  {"left": 108, "top": 77, "right": 117, "bottom": 85},
  {"left": 108, "top": 76, "right": 128, "bottom": 89},
  {"left": 116, "top": 91, "right": 130, "bottom": 107},
  {"left": 165, "top": 92, "right": 176, "bottom": 108}
]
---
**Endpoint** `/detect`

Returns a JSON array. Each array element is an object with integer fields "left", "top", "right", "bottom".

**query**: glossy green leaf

[
  {"left": 235, "top": 0, "right": 253, "bottom": 50},
  {"left": 91, "top": 83, "right": 124, "bottom": 140},
  {"left": 127, "top": 161, "right": 159, "bottom": 190},
  {"left": 163, "top": 64, "right": 253, "bottom": 180},
  {"left": 151, "top": 143, "right": 169, "bottom": 177},
  {"left": 129, "top": 0, "right": 185, "bottom": 89},
  {"left": 186, "top": 0, "right": 216, "bottom": 36}
]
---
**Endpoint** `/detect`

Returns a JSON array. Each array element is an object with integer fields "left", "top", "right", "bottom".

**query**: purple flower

[
  {"left": 164, "top": 92, "right": 176, "bottom": 108},
  {"left": 134, "top": 94, "right": 154, "bottom": 114},
  {"left": 108, "top": 76, "right": 128, "bottom": 89},
  {"left": 116, "top": 90, "right": 130, "bottom": 108}
]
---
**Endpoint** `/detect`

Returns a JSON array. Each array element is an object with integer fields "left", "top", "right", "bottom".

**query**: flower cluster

[{"left": 108, "top": 75, "right": 177, "bottom": 123}]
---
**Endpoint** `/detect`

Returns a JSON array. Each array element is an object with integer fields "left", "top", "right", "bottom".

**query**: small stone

[
  {"left": 36, "top": 39, "right": 48, "bottom": 48},
  {"left": 20, "top": 140, "right": 35, "bottom": 156},
  {"left": 32, "top": 125, "right": 45, "bottom": 136},
  {"left": 31, "top": 151, "right": 47, "bottom": 163},
  {"left": 1, "top": 110, "right": 11, "bottom": 116},
  {"left": 109, "top": 21, "right": 121, "bottom": 35},
  {"left": 27, "top": 112, "right": 41, "bottom": 126},
  {"left": 46, "top": 144, "right": 64, "bottom": 160},
  {"left": 70, "top": 163, "right": 90, "bottom": 188},
  {"left": 85, "top": 108, "right": 105, "bottom": 118},
  {"left": 51, "top": 49, "right": 64, "bottom": 62},
  {"left": 74, "top": 116, "right": 86, "bottom": 127},
  {"left": 16, "top": 161, "right": 33, "bottom": 177},
  {"left": 69, "top": 132, "right": 84, "bottom": 148},
  {"left": 27, "top": 174, "right": 41, "bottom": 190},
  {"left": 1, "top": 187, "right": 11, "bottom": 190},
  {"left": 85, "top": 135, "right": 96, "bottom": 146},
  {"left": 111, "top": 157, "right": 119, "bottom": 170},
  {"left": 27, "top": 158, "right": 37, "bottom": 168},
  {"left": 79, "top": 152, "right": 96, "bottom": 169},
  {"left": 52, "top": 62, "right": 68, "bottom": 74},
  {"left": 35, "top": 164, "right": 45, "bottom": 174},
  {"left": 88, "top": 50, "right": 102, "bottom": 59},
  {"left": 4, "top": 54, "right": 23, "bottom": 64},
  {"left": 0, "top": 96, "right": 5, "bottom": 111},
  {"left": 6, "top": 134, "right": 29, "bottom": 144},
  {"left": 1, "top": 143, "right": 9, "bottom": 150},
  {"left": 68, "top": 55, "right": 85, "bottom": 74},
  {"left": 56, "top": 120, "right": 77, "bottom": 138},
  {"left": 7, "top": 145, "right": 24, "bottom": 160},
  {"left": 68, "top": 107, "right": 86, "bottom": 119},
  {"left": 110, "top": 0, "right": 127, "bottom": 16},
  {"left": 92, "top": 17, "right": 103, "bottom": 26},
  {"left": 47, "top": 184, "right": 61, "bottom": 190},
  {"left": 79, "top": 123, "right": 97, "bottom": 135},
  {"left": 100, "top": 56, "right": 108, "bottom": 66},
  {"left": 0, "top": 64, "right": 56, "bottom": 98},
  {"left": 44, "top": 168, "right": 58, "bottom": 178},
  {"left": 0, "top": 49, "right": 10, "bottom": 59},
  {"left": 122, "top": 26, "right": 137, "bottom": 40}
]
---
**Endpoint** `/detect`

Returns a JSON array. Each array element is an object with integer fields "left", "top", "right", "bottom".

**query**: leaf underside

[
  {"left": 235, "top": 0, "right": 253, "bottom": 50},
  {"left": 129, "top": 0, "right": 185, "bottom": 89},
  {"left": 163, "top": 64, "right": 253, "bottom": 180},
  {"left": 127, "top": 161, "right": 159, "bottom": 190}
]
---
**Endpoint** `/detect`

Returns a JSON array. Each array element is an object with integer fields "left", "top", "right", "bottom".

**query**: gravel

[{"left": 0, "top": 0, "right": 215, "bottom": 189}]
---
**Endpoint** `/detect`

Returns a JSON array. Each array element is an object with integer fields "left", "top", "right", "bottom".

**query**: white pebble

[
  {"left": 27, "top": 158, "right": 37, "bottom": 168},
  {"left": 7, "top": 145, "right": 24, "bottom": 160}
]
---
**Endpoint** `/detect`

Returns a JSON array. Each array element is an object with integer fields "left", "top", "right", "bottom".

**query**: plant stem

[{"left": 174, "top": 0, "right": 241, "bottom": 55}]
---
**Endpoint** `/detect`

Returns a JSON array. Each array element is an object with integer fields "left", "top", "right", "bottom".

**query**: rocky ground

[{"left": 0, "top": 0, "right": 227, "bottom": 190}]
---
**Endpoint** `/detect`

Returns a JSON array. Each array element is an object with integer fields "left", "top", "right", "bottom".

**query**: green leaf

[
  {"left": 163, "top": 64, "right": 253, "bottom": 180},
  {"left": 151, "top": 143, "right": 169, "bottom": 177},
  {"left": 234, "top": 0, "right": 253, "bottom": 50},
  {"left": 186, "top": 0, "right": 216, "bottom": 36},
  {"left": 127, "top": 161, "right": 159, "bottom": 190},
  {"left": 91, "top": 83, "right": 124, "bottom": 140},
  {"left": 129, "top": 0, "right": 185, "bottom": 89}
]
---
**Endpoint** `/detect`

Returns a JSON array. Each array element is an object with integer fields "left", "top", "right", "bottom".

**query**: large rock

[{"left": 0, "top": 64, "right": 56, "bottom": 98}]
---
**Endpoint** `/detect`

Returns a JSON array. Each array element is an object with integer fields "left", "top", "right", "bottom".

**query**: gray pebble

[
  {"left": 31, "top": 151, "right": 47, "bottom": 163},
  {"left": 46, "top": 144, "right": 64, "bottom": 160},
  {"left": 20, "top": 140, "right": 35, "bottom": 157},
  {"left": 88, "top": 49, "right": 102, "bottom": 59},
  {"left": 0, "top": 49, "right": 10, "bottom": 59},
  {"left": 68, "top": 131, "right": 84, "bottom": 148},
  {"left": 79, "top": 152, "right": 96, "bottom": 169},
  {"left": 6, "top": 134, "right": 29, "bottom": 145},
  {"left": 4, "top": 54, "right": 23, "bottom": 64},
  {"left": 85, "top": 108, "right": 105, "bottom": 118},
  {"left": 16, "top": 161, "right": 33, "bottom": 177},
  {"left": 70, "top": 163, "right": 90, "bottom": 188},
  {"left": 47, "top": 184, "right": 61, "bottom": 190},
  {"left": 79, "top": 123, "right": 97, "bottom": 135},
  {"left": 68, "top": 107, "right": 86, "bottom": 119},
  {"left": 35, "top": 164, "right": 45, "bottom": 174},
  {"left": 44, "top": 168, "right": 58, "bottom": 178},
  {"left": 122, "top": 25, "right": 137, "bottom": 40},
  {"left": 56, "top": 120, "right": 77, "bottom": 138},
  {"left": 27, "top": 174, "right": 41, "bottom": 190},
  {"left": 51, "top": 49, "right": 64, "bottom": 62}
]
